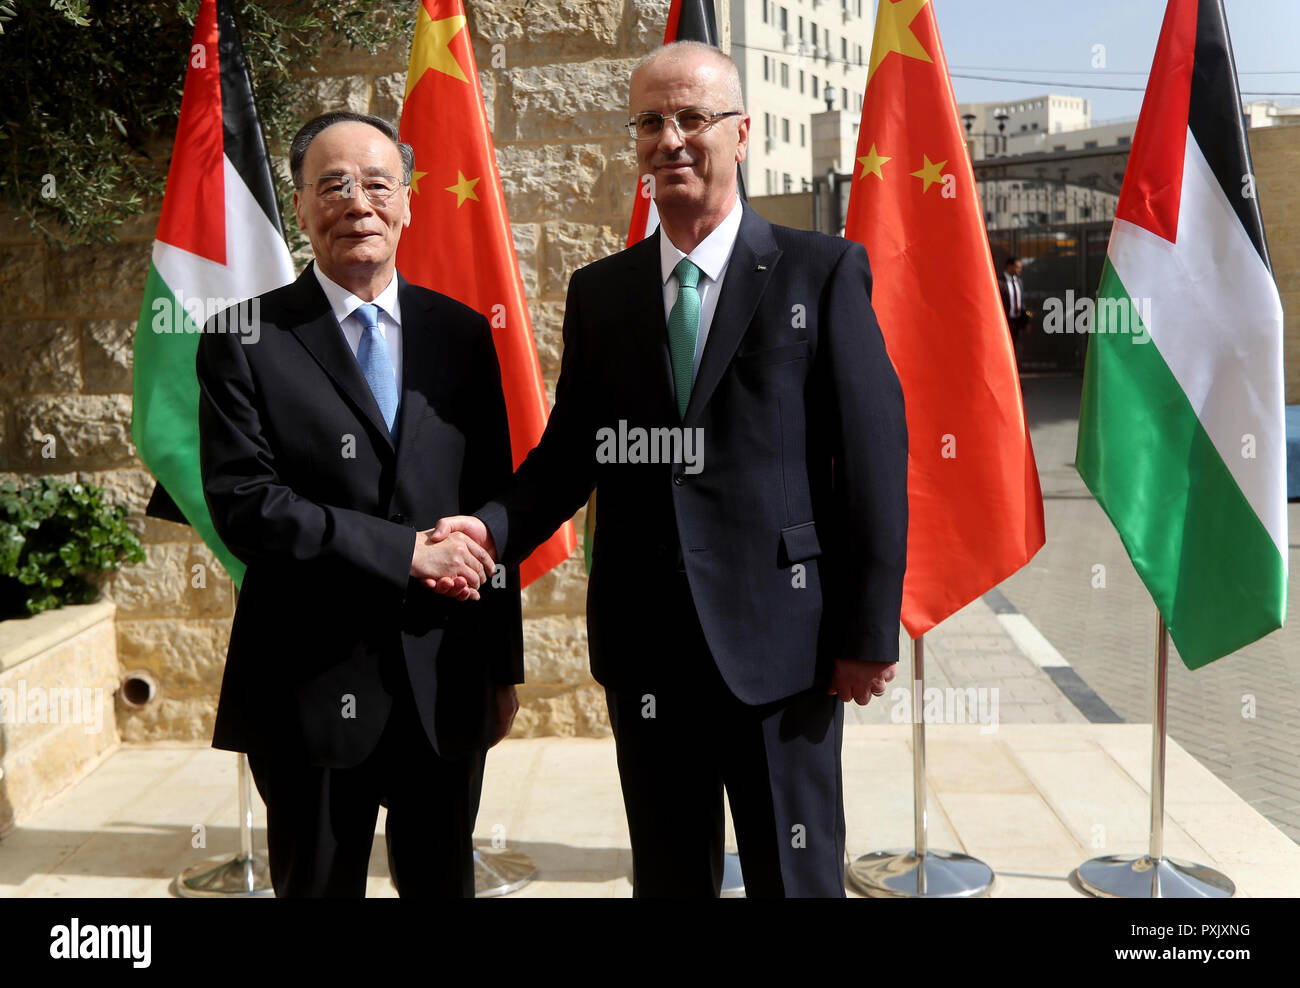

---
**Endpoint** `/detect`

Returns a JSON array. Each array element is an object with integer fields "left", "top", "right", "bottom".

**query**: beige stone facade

[{"left": 0, "top": 602, "right": 119, "bottom": 831}]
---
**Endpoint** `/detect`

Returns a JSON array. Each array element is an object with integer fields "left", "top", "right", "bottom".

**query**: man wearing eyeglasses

[
  {"left": 196, "top": 110, "right": 523, "bottom": 897},
  {"left": 432, "top": 40, "right": 908, "bottom": 897}
]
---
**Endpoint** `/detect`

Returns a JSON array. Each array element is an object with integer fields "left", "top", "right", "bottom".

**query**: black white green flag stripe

[
  {"left": 131, "top": 0, "right": 294, "bottom": 587},
  {"left": 1077, "top": 0, "right": 1286, "bottom": 668}
]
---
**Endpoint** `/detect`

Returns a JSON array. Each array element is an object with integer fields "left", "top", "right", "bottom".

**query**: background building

[{"left": 729, "top": 0, "right": 875, "bottom": 194}]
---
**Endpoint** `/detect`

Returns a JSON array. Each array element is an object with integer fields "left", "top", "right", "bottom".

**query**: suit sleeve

[
  {"left": 196, "top": 317, "right": 414, "bottom": 592},
  {"left": 459, "top": 316, "right": 525, "bottom": 685},
  {"left": 475, "top": 268, "right": 598, "bottom": 566},
  {"left": 820, "top": 242, "right": 909, "bottom": 662}
]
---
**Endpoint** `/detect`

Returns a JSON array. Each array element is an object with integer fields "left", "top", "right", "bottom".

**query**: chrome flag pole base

[
  {"left": 848, "top": 849, "right": 994, "bottom": 898},
  {"left": 1075, "top": 854, "right": 1234, "bottom": 898},
  {"left": 474, "top": 847, "right": 536, "bottom": 897},
  {"left": 720, "top": 851, "right": 745, "bottom": 897},
  {"left": 175, "top": 852, "right": 273, "bottom": 897}
]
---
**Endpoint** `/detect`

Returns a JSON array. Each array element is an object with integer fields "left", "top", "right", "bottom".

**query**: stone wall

[{"left": 0, "top": 0, "right": 671, "bottom": 745}]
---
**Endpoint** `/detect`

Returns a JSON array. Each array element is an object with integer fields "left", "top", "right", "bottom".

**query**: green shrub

[{"left": 0, "top": 478, "right": 145, "bottom": 618}]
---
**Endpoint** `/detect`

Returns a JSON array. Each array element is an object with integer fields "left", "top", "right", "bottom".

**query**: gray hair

[
  {"left": 289, "top": 111, "right": 415, "bottom": 187},
  {"left": 630, "top": 41, "right": 745, "bottom": 113}
]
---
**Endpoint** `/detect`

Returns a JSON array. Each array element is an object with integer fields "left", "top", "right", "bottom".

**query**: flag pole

[
  {"left": 1075, "top": 611, "right": 1234, "bottom": 897},
  {"left": 175, "top": 588, "right": 273, "bottom": 897},
  {"left": 847, "top": 633, "right": 995, "bottom": 897}
]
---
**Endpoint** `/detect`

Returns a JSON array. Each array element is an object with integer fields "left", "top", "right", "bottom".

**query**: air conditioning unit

[{"left": 782, "top": 31, "right": 795, "bottom": 50}]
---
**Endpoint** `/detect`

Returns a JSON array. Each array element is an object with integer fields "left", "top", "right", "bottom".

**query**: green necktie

[{"left": 667, "top": 257, "right": 702, "bottom": 419}]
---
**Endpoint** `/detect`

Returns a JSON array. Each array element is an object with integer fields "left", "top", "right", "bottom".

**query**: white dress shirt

[
  {"left": 659, "top": 194, "right": 744, "bottom": 383},
  {"left": 313, "top": 263, "right": 404, "bottom": 392}
]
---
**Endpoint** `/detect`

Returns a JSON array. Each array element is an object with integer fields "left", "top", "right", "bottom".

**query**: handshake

[{"left": 408, "top": 516, "right": 498, "bottom": 602}]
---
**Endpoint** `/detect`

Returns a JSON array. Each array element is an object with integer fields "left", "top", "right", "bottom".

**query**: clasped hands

[
  {"left": 409, "top": 516, "right": 896, "bottom": 706},
  {"left": 408, "top": 515, "right": 497, "bottom": 602}
]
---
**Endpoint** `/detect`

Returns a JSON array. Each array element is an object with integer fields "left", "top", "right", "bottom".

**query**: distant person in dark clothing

[{"left": 999, "top": 256, "right": 1030, "bottom": 350}]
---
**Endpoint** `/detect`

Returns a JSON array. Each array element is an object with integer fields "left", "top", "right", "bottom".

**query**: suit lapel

[
  {"left": 286, "top": 263, "right": 395, "bottom": 450},
  {"left": 684, "top": 205, "right": 782, "bottom": 426},
  {"left": 392, "top": 274, "right": 434, "bottom": 475}
]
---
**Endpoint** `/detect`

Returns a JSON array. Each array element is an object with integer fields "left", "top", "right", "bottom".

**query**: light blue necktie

[
  {"left": 354, "top": 303, "right": 398, "bottom": 434},
  {"left": 667, "top": 258, "right": 702, "bottom": 419}
]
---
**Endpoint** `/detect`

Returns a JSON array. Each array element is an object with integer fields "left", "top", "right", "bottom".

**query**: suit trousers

[
  {"left": 246, "top": 655, "right": 486, "bottom": 898},
  {"left": 605, "top": 574, "right": 847, "bottom": 897}
]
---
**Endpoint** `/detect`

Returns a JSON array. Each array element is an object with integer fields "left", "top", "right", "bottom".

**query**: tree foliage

[{"left": 0, "top": 0, "right": 406, "bottom": 246}]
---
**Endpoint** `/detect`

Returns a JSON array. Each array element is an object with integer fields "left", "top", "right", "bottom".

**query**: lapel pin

[{"left": 756, "top": 264, "right": 767, "bottom": 271}]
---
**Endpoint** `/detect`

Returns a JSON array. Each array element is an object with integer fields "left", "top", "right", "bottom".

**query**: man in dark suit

[
  {"left": 196, "top": 111, "right": 522, "bottom": 897},
  {"left": 999, "top": 255, "right": 1030, "bottom": 350},
  {"left": 432, "top": 43, "right": 908, "bottom": 897}
]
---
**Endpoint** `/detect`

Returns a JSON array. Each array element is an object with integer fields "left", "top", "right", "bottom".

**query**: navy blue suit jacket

[
  {"left": 197, "top": 265, "right": 523, "bottom": 767},
  {"left": 479, "top": 205, "right": 907, "bottom": 704}
]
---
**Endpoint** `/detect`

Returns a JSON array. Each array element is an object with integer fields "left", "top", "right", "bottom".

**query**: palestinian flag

[
  {"left": 132, "top": 0, "right": 295, "bottom": 588},
  {"left": 842, "top": 0, "right": 1045, "bottom": 636},
  {"left": 397, "top": 0, "right": 575, "bottom": 588},
  {"left": 1077, "top": 0, "right": 1287, "bottom": 667}
]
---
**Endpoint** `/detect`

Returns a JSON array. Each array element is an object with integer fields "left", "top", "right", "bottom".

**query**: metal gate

[{"left": 975, "top": 146, "right": 1131, "bottom": 373}]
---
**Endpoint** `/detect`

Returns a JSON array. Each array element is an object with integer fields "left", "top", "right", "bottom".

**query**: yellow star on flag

[
  {"left": 409, "top": 170, "right": 428, "bottom": 194},
  {"left": 856, "top": 143, "right": 891, "bottom": 181},
  {"left": 445, "top": 170, "right": 480, "bottom": 207},
  {"left": 910, "top": 154, "right": 947, "bottom": 193},
  {"left": 405, "top": 8, "right": 469, "bottom": 101},
  {"left": 868, "top": 0, "right": 933, "bottom": 85}
]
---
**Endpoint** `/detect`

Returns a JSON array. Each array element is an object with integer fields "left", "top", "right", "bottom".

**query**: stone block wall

[{"left": 0, "top": 0, "right": 673, "bottom": 744}]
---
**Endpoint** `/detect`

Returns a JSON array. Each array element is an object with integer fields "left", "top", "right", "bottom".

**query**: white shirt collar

[
  {"left": 659, "top": 195, "right": 744, "bottom": 285},
  {"left": 312, "top": 262, "right": 401, "bottom": 326}
]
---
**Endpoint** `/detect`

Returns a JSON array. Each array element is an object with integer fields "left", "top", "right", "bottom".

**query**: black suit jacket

[
  {"left": 197, "top": 264, "right": 523, "bottom": 768},
  {"left": 998, "top": 272, "right": 1022, "bottom": 319},
  {"left": 478, "top": 205, "right": 907, "bottom": 704}
]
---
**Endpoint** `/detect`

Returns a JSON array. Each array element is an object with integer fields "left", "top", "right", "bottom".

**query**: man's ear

[
  {"left": 292, "top": 189, "right": 306, "bottom": 229},
  {"left": 735, "top": 114, "right": 750, "bottom": 164}
]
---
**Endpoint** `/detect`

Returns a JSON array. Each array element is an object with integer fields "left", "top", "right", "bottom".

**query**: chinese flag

[
  {"left": 397, "top": 0, "right": 576, "bottom": 587},
  {"left": 843, "top": 0, "right": 1045, "bottom": 637}
]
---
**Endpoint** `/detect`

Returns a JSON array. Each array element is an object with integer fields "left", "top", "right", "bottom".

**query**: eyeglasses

[
  {"left": 627, "top": 107, "right": 743, "bottom": 142},
  {"left": 297, "top": 175, "right": 407, "bottom": 206}
]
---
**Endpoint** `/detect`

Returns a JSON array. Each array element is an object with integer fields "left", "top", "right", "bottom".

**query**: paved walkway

[{"left": 3, "top": 726, "right": 1297, "bottom": 898}]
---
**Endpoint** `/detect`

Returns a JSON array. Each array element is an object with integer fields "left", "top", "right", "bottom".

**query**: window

[
  {"left": 842, "top": 86, "right": 848, "bottom": 110},
  {"left": 781, "top": 63, "right": 790, "bottom": 88},
  {"left": 763, "top": 55, "right": 770, "bottom": 82},
  {"left": 783, "top": 173, "right": 793, "bottom": 193},
  {"left": 841, "top": 38, "right": 847, "bottom": 62},
  {"left": 857, "top": 44, "right": 863, "bottom": 66},
  {"left": 766, "top": 169, "right": 775, "bottom": 195},
  {"left": 800, "top": 123, "right": 806, "bottom": 147},
  {"left": 811, "top": 20, "right": 818, "bottom": 46},
  {"left": 798, "top": 15, "right": 804, "bottom": 39},
  {"left": 780, "top": 7, "right": 788, "bottom": 31},
  {"left": 782, "top": 118, "right": 790, "bottom": 143},
  {"left": 762, "top": 0, "right": 769, "bottom": 24},
  {"left": 799, "top": 70, "right": 805, "bottom": 94},
  {"left": 764, "top": 112, "right": 772, "bottom": 138},
  {"left": 812, "top": 74, "right": 819, "bottom": 97}
]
